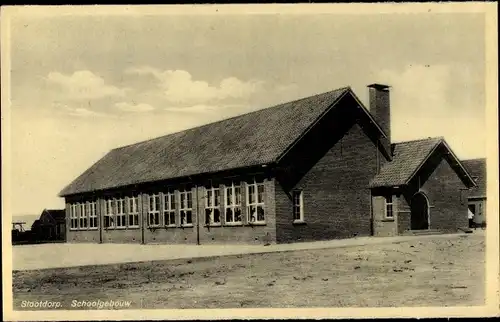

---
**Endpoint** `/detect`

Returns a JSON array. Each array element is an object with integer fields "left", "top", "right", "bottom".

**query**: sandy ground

[
  {"left": 13, "top": 232, "right": 485, "bottom": 309},
  {"left": 13, "top": 232, "right": 478, "bottom": 270}
]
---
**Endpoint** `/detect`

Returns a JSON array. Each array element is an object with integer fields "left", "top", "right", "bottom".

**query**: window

[
  {"left": 293, "top": 190, "right": 304, "bottom": 222},
  {"left": 205, "top": 186, "right": 221, "bottom": 225},
  {"left": 70, "top": 204, "right": 78, "bottom": 229},
  {"left": 89, "top": 201, "right": 98, "bottom": 229},
  {"left": 225, "top": 182, "right": 242, "bottom": 224},
  {"left": 163, "top": 191, "right": 176, "bottom": 226},
  {"left": 104, "top": 199, "right": 115, "bottom": 228},
  {"left": 148, "top": 194, "right": 161, "bottom": 227},
  {"left": 128, "top": 196, "right": 139, "bottom": 228},
  {"left": 247, "top": 179, "right": 265, "bottom": 224},
  {"left": 79, "top": 203, "right": 87, "bottom": 229},
  {"left": 385, "top": 195, "right": 393, "bottom": 218},
  {"left": 116, "top": 198, "right": 126, "bottom": 228},
  {"left": 180, "top": 189, "right": 193, "bottom": 226}
]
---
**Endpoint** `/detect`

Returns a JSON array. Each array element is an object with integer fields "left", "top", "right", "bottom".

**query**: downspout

[
  {"left": 196, "top": 184, "right": 200, "bottom": 245},
  {"left": 141, "top": 194, "right": 145, "bottom": 245}
]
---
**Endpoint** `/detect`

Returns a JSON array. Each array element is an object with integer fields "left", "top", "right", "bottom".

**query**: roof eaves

[{"left": 440, "top": 139, "right": 477, "bottom": 188}]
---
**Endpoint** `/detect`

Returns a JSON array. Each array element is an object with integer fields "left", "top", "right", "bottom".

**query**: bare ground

[{"left": 13, "top": 233, "right": 485, "bottom": 309}]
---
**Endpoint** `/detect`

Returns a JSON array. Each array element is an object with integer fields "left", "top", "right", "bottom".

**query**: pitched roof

[
  {"left": 461, "top": 158, "right": 486, "bottom": 198},
  {"left": 44, "top": 209, "right": 66, "bottom": 220},
  {"left": 369, "top": 137, "right": 443, "bottom": 187},
  {"left": 60, "top": 87, "right": 363, "bottom": 196},
  {"left": 369, "top": 137, "right": 476, "bottom": 188}
]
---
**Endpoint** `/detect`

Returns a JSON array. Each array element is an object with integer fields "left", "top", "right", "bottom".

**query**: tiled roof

[
  {"left": 369, "top": 137, "right": 444, "bottom": 187},
  {"left": 44, "top": 209, "right": 66, "bottom": 220},
  {"left": 370, "top": 137, "right": 476, "bottom": 188},
  {"left": 59, "top": 87, "right": 353, "bottom": 196},
  {"left": 462, "top": 158, "right": 486, "bottom": 198}
]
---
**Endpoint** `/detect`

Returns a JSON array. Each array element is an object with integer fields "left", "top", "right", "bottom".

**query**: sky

[{"left": 4, "top": 7, "right": 489, "bottom": 216}]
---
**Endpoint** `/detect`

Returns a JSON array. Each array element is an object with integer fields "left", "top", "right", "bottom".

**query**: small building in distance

[
  {"left": 462, "top": 158, "right": 487, "bottom": 227},
  {"left": 31, "top": 209, "right": 67, "bottom": 242}
]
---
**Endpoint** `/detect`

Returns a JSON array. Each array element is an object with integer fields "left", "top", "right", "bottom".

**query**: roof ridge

[
  {"left": 113, "top": 86, "right": 351, "bottom": 151},
  {"left": 392, "top": 136, "right": 444, "bottom": 145}
]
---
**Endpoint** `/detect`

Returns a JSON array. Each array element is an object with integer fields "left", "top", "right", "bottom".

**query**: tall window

[
  {"left": 385, "top": 195, "right": 393, "bottom": 218},
  {"left": 225, "top": 182, "right": 242, "bottom": 224},
  {"left": 128, "top": 196, "right": 139, "bottom": 228},
  {"left": 79, "top": 203, "right": 87, "bottom": 229},
  {"left": 292, "top": 190, "right": 304, "bottom": 222},
  {"left": 148, "top": 194, "right": 160, "bottom": 227},
  {"left": 89, "top": 201, "right": 98, "bottom": 229},
  {"left": 104, "top": 199, "right": 115, "bottom": 228},
  {"left": 180, "top": 189, "right": 193, "bottom": 226},
  {"left": 163, "top": 191, "right": 176, "bottom": 226},
  {"left": 247, "top": 179, "right": 265, "bottom": 223},
  {"left": 205, "top": 186, "right": 221, "bottom": 225},
  {"left": 70, "top": 204, "right": 78, "bottom": 229},
  {"left": 116, "top": 198, "right": 126, "bottom": 228}
]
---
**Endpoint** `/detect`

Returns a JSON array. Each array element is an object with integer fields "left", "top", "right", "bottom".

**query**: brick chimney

[{"left": 367, "top": 83, "right": 391, "bottom": 141}]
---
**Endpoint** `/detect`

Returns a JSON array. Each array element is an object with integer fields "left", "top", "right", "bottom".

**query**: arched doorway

[{"left": 411, "top": 192, "right": 429, "bottom": 230}]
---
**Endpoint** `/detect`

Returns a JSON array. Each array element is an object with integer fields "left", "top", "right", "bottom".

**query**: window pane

[
  {"left": 215, "top": 189, "right": 220, "bottom": 206},
  {"left": 170, "top": 195, "right": 175, "bottom": 210},
  {"left": 207, "top": 190, "right": 212, "bottom": 207},
  {"left": 258, "top": 185, "right": 264, "bottom": 203},
  {"left": 235, "top": 187, "right": 241, "bottom": 205},
  {"left": 226, "top": 208, "right": 233, "bottom": 222},
  {"left": 249, "top": 205, "right": 256, "bottom": 222},
  {"left": 169, "top": 212, "right": 175, "bottom": 225},
  {"left": 234, "top": 208, "right": 242, "bottom": 222},
  {"left": 187, "top": 192, "right": 192, "bottom": 208},
  {"left": 214, "top": 208, "right": 220, "bottom": 223},
  {"left": 249, "top": 186, "right": 255, "bottom": 204},
  {"left": 205, "top": 209, "right": 211, "bottom": 225},
  {"left": 226, "top": 188, "right": 232, "bottom": 205},
  {"left": 186, "top": 211, "right": 192, "bottom": 224},
  {"left": 257, "top": 205, "right": 265, "bottom": 221}
]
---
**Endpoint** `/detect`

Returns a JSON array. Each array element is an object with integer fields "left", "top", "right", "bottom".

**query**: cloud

[
  {"left": 52, "top": 102, "right": 108, "bottom": 118},
  {"left": 125, "top": 67, "right": 263, "bottom": 104},
  {"left": 115, "top": 102, "right": 155, "bottom": 113},
  {"left": 46, "top": 70, "right": 127, "bottom": 100}
]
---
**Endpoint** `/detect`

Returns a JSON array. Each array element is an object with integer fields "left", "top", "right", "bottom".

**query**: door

[{"left": 411, "top": 192, "right": 429, "bottom": 230}]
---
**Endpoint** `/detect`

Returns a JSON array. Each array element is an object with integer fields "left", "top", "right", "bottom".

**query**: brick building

[
  {"left": 462, "top": 158, "right": 487, "bottom": 226},
  {"left": 59, "top": 84, "right": 476, "bottom": 244}
]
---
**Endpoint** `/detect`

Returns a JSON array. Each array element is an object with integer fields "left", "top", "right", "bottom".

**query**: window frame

[
  {"left": 128, "top": 196, "right": 140, "bottom": 228},
  {"left": 163, "top": 191, "right": 176, "bottom": 227},
  {"left": 179, "top": 189, "right": 193, "bottom": 227},
  {"left": 224, "top": 182, "right": 242, "bottom": 225},
  {"left": 79, "top": 202, "right": 87, "bottom": 230},
  {"left": 205, "top": 186, "right": 221, "bottom": 226},
  {"left": 70, "top": 204, "right": 78, "bottom": 230},
  {"left": 89, "top": 201, "right": 98, "bottom": 229},
  {"left": 115, "top": 197, "right": 127, "bottom": 228},
  {"left": 246, "top": 179, "right": 266, "bottom": 224},
  {"left": 148, "top": 194, "right": 161, "bottom": 227},
  {"left": 104, "top": 198, "right": 115, "bottom": 229},
  {"left": 384, "top": 194, "right": 394, "bottom": 219},
  {"left": 292, "top": 190, "right": 305, "bottom": 223}
]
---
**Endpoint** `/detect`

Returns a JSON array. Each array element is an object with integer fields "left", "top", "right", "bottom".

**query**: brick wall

[
  {"left": 372, "top": 193, "right": 398, "bottom": 237},
  {"left": 275, "top": 120, "right": 382, "bottom": 243},
  {"left": 65, "top": 173, "right": 277, "bottom": 245},
  {"left": 398, "top": 149, "right": 469, "bottom": 232},
  {"left": 420, "top": 156, "right": 469, "bottom": 231}
]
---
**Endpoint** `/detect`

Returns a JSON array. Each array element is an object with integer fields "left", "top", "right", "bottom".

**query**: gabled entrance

[{"left": 411, "top": 192, "right": 430, "bottom": 230}]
